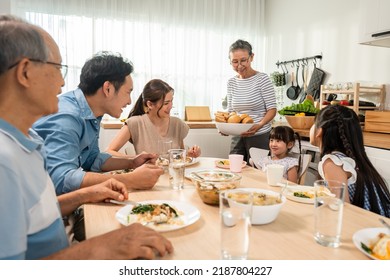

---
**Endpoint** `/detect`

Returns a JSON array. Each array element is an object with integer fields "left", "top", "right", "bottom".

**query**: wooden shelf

[{"left": 320, "top": 83, "right": 386, "bottom": 115}]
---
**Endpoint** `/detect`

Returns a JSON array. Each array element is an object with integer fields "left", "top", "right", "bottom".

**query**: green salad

[{"left": 278, "top": 98, "right": 319, "bottom": 116}]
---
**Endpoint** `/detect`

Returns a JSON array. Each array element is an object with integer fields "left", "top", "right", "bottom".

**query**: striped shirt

[{"left": 227, "top": 72, "right": 276, "bottom": 135}]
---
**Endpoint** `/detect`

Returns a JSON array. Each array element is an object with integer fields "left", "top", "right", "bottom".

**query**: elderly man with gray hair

[{"left": 0, "top": 15, "right": 173, "bottom": 260}]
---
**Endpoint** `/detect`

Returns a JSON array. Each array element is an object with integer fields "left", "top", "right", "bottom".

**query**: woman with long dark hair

[{"left": 107, "top": 79, "right": 201, "bottom": 157}]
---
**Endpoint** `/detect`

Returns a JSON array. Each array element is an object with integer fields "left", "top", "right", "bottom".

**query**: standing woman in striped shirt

[{"left": 227, "top": 39, "right": 277, "bottom": 162}]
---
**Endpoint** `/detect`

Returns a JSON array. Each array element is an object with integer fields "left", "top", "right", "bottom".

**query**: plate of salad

[{"left": 115, "top": 200, "right": 200, "bottom": 232}]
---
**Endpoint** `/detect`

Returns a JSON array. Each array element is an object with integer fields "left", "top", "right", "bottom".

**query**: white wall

[
  {"left": 0, "top": 0, "right": 11, "bottom": 13},
  {"left": 264, "top": 0, "right": 390, "bottom": 108}
]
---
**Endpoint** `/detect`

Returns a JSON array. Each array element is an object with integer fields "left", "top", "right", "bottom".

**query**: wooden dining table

[{"left": 84, "top": 157, "right": 388, "bottom": 260}]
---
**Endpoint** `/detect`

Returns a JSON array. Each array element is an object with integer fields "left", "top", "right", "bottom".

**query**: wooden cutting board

[{"left": 185, "top": 106, "right": 212, "bottom": 121}]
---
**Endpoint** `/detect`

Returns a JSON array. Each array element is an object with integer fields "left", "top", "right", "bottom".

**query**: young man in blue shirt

[{"left": 33, "top": 52, "right": 164, "bottom": 195}]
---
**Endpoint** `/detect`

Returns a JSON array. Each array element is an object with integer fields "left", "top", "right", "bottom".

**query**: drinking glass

[
  {"left": 157, "top": 139, "right": 172, "bottom": 170},
  {"left": 168, "top": 149, "right": 186, "bottom": 190},
  {"left": 314, "top": 179, "right": 346, "bottom": 248},
  {"left": 220, "top": 189, "right": 252, "bottom": 260}
]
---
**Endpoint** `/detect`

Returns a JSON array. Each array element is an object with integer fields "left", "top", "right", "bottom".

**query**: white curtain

[{"left": 12, "top": 0, "right": 265, "bottom": 119}]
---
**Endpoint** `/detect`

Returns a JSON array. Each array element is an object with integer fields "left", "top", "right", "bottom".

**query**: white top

[{"left": 318, "top": 152, "right": 357, "bottom": 185}]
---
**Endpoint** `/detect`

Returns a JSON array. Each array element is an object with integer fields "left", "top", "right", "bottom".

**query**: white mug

[
  {"left": 229, "top": 154, "right": 244, "bottom": 173},
  {"left": 266, "top": 164, "right": 284, "bottom": 186}
]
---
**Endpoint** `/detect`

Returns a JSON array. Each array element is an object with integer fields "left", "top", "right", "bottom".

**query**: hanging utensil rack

[{"left": 276, "top": 54, "right": 322, "bottom": 68}]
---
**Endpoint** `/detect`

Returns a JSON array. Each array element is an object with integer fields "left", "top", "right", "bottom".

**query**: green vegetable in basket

[{"left": 278, "top": 96, "right": 319, "bottom": 116}]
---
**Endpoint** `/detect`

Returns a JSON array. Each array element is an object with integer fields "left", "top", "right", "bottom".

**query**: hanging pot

[{"left": 286, "top": 65, "right": 300, "bottom": 100}]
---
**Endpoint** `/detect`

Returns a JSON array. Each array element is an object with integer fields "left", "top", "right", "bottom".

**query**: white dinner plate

[
  {"left": 278, "top": 184, "right": 315, "bottom": 204},
  {"left": 352, "top": 227, "right": 388, "bottom": 260},
  {"left": 185, "top": 157, "right": 199, "bottom": 167},
  {"left": 285, "top": 191, "right": 314, "bottom": 204},
  {"left": 214, "top": 159, "right": 247, "bottom": 169},
  {"left": 115, "top": 200, "right": 200, "bottom": 232}
]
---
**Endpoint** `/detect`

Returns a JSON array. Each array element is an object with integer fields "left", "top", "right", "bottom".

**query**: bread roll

[
  {"left": 242, "top": 116, "right": 254, "bottom": 123},
  {"left": 227, "top": 115, "right": 242, "bottom": 123},
  {"left": 239, "top": 114, "right": 249, "bottom": 120},
  {"left": 215, "top": 115, "right": 227, "bottom": 123},
  {"left": 215, "top": 111, "right": 229, "bottom": 117},
  {"left": 214, "top": 111, "right": 228, "bottom": 122}
]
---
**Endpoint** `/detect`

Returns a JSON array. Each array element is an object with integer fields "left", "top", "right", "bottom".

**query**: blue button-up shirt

[{"left": 33, "top": 88, "right": 112, "bottom": 195}]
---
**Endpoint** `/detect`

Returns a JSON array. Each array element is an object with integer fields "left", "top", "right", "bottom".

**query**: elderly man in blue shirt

[
  {"left": 0, "top": 15, "right": 172, "bottom": 259},
  {"left": 33, "top": 52, "right": 163, "bottom": 195}
]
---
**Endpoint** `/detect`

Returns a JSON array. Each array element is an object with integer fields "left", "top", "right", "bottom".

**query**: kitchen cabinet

[
  {"left": 319, "top": 83, "right": 386, "bottom": 116},
  {"left": 359, "top": 0, "right": 390, "bottom": 47}
]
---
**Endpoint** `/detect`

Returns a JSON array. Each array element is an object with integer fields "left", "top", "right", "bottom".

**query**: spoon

[
  {"left": 191, "top": 172, "right": 204, "bottom": 180},
  {"left": 379, "top": 218, "right": 390, "bottom": 231},
  {"left": 279, "top": 182, "right": 288, "bottom": 200}
]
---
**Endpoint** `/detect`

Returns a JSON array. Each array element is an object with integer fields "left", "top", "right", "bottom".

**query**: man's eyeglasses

[
  {"left": 230, "top": 56, "right": 251, "bottom": 67},
  {"left": 8, "top": 58, "right": 68, "bottom": 79}
]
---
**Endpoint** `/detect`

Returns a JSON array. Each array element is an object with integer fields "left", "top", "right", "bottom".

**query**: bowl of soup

[{"left": 229, "top": 188, "right": 286, "bottom": 225}]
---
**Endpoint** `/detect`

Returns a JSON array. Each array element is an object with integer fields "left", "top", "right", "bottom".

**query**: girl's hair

[
  {"left": 315, "top": 105, "right": 390, "bottom": 217},
  {"left": 269, "top": 126, "right": 302, "bottom": 180},
  {"left": 128, "top": 79, "right": 173, "bottom": 118}
]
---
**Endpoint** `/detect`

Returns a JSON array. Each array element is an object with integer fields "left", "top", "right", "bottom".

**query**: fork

[
  {"left": 379, "top": 218, "right": 390, "bottom": 231},
  {"left": 141, "top": 220, "right": 167, "bottom": 226}
]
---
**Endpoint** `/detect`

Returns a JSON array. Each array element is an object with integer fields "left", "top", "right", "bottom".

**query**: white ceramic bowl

[
  {"left": 215, "top": 122, "right": 254, "bottom": 136},
  {"left": 240, "top": 188, "right": 286, "bottom": 225}
]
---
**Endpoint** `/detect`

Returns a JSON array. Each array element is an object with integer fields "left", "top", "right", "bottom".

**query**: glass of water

[
  {"left": 220, "top": 189, "right": 253, "bottom": 260},
  {"left": 157, "top": 139, "right": 172, "bottom": 171},
  {"left": 168, "top": 149, "right": 186, "bottom": 190},
  {"left": 314, "top": 180, "right": 346, "bottom": 248}
]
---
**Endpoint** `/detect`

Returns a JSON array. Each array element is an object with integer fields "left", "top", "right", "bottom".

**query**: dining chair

[
  {"left": 249, "top": 147, "right": 312, "bottom": 185},
  {"left": 248, "top": 147, "right": 270, "bottom": 168},
  {"left": 297, "top": 153, "right": 312, "bottom": 185}
]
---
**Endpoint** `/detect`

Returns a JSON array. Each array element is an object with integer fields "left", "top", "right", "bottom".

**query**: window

[{"left": 14, "top": 0, "right": 265, "bottom": 119}]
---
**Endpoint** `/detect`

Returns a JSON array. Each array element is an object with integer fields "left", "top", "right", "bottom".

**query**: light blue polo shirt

[{"left": 0, "top": 119, "right": 69, "bottom": 259}]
